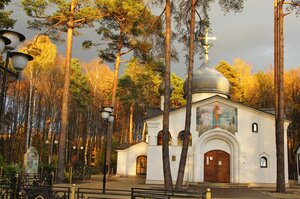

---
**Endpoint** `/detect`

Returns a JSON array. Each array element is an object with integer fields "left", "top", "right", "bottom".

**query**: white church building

[{"left": 116, "top": 35, "right": 289, "bottom": 187}]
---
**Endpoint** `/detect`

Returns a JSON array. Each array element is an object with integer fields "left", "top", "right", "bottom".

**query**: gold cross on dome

[{"left": 199, "top": 29, "right": 216, "bottom": 62}]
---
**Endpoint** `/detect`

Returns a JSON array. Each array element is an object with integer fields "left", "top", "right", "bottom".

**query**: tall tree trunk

[
  {"left": 275, "top": 0, "right": 285, "bottom": 192},
  {"left": 111, "top": 53, "right": 121, "bottom": 108},
  {"left": 162, "top": 0, "right": 173, "bottom": 190},
  {"left": 175, "top": 0, "right": 196, "bottom": 190},
  {"left": 26, "top": 75, "right": 34, "bottom": 149},
  {"left": 105, "top": 51, "right": 121, "bottom": 176},
  {"left": 57, "top": 0, "right": 74, "bottom": 183},
  {"left": 129, "top": 102, "right": 134, "bottom": 144},
  {"left": 28, "top": 85, "right": 36, "bottom": 148}
]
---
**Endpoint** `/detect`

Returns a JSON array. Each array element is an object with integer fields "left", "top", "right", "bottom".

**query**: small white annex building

[
  {"left": 116, "top": 35, "right": 289, "bottom": 187},
  {"left": 295, "top": 144, "right": 300, "bottom": 184}
]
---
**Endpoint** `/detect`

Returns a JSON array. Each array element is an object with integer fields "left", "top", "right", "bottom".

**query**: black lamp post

[
  {"left": 100, "top": 107, "right": 114, "bottom": 194},
  {"left": 0, "top": 30, "right": 33, "bottom": 122}
]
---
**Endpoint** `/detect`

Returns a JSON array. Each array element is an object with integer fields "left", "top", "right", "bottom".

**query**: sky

[{"left": 6, "top": 0, "right": 300, "bottom": 78}]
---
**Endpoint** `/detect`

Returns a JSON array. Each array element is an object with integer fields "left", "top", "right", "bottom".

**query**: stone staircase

[{"left": 187, "top": 182, "right": 249, "bottom": 188}]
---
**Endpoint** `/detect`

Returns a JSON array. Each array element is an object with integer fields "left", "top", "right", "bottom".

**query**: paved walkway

[{"left": 55, "top": 175, "right": 300, "bottom": 199}]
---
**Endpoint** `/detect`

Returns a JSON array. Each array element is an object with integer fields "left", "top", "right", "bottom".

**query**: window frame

[
  {"left": 177, "top": 131, "right": 192, "bottom": 147},
  {"left": 260, "top": 156, "right": 268, "bottom": 168},
  {"left": 252, "top": 123, "right": 258, "bottom": 133},
  {"left": 157, "top": 131, "right": 172, "bottom": 146}
]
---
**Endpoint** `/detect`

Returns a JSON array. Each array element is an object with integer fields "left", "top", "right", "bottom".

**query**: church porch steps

[{"left": 187, "top": 182, "right": 249, "bottom": 188}]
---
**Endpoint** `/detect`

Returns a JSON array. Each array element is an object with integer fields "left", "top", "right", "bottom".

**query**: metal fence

[
  {"left": 0, "top": 183, "right": 70, "bottom": 199},
  {"left": 131, "top": 187, "right": 211, "bottom": 199},
  {"left": 0, "top": 184, "right": 211, "bottom": 199},
  {"left": 0, "top": 175, "right": 211, "bottom": 199}
]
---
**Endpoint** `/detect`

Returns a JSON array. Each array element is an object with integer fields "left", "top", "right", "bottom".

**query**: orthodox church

[{"left": 116, "top": 33, "right": 289, "bottom": 187}]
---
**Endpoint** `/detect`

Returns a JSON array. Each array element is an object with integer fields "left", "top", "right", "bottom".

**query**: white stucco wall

[
  {"left": 116, "top": 142, "right": 148, "bottom": 176},
  {"left": 119, "top": 96, "right": 290, "bottom": 186},
  {"left": 297, "top": 147, "right": 300, "bottom": 184}
]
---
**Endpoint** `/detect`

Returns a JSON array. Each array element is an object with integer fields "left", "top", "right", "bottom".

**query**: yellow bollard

[
  {"left": 71, "top": 184, "right": 76, "bottom": 199},
  {"left": 206, "top": 188, "right": 211, "bottom": 199}
]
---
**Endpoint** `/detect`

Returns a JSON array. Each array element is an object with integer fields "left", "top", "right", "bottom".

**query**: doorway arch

[
  {"left": 193, "top": 128, "right": 240, "bottom": 183},
  {"left": 204, "top": 150, "right": 230, "bottom": 182}
]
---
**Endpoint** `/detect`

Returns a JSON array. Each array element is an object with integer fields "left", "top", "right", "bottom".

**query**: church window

[
  {"left": 252, "top": 123, "right": 258, "bottom": 132},
  {"left": 260, "top": 157, "right": 268, "bottom": 168},
  {"left": 136, "top": 155, "right": 147, "bottom": 175},
  {"left": 177, "top": 131, "right": 192, "bottom": 147},
  {"left": 157, "top": 131, "right": 172, "bottom": 146}
]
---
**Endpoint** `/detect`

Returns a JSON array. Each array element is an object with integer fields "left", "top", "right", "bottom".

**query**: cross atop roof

[{"left": 199, "top": 29, "right": 216, "bottom": 62}]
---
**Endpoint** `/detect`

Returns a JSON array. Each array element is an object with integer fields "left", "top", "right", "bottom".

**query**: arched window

[
  {"left": 177, "top": 131, "right": 192, "bottom": 147},
  {"left": 136, "top": 155, "right": 147, "bottom": 175},
  {"left": 252, "top": 123, "right": 258, "bottom": 132},
  {"left": 157, "top": 131, "right": 172, "bottom": 146},
  {"left": 260, "top": 156, "right": 268, "bottom": 168}
]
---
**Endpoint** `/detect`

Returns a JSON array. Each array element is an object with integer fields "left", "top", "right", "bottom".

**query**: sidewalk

[
  {"left": 253, "top": 182, "right": 300, "bottom": 199},
  {"left": 55, "top": 175, "right": 300, "bottom": 199}
]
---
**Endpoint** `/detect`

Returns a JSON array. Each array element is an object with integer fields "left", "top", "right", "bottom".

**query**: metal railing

[
  {"left": 131, "top": 187, "right": 211, "bottom": 199},
  {"left": 76, "top": 186, "right": 132, "bottom": 199},
  {"left": 0, "top": 178, "right": 212, "bottom": 199},
  {"left": 68, "top": 185, "right": 211, "bottom": 199}
]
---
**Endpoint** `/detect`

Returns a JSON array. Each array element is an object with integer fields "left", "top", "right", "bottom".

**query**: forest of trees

[
  {"left": 0, "top": 0, "right": 299, "bottom": 192},
  {"left": 1, "top": 34, "right": 300, "bottom": 176}
]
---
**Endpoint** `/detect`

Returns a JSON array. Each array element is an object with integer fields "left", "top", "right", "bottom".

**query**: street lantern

[
  {"left": 0, "top": 30, "right": 33, "bottom": 121},
  {"left": 0, "top": 30, "right": 25, "bottom": 50},
  {"left": 100, "top": 106, "right": 114, "bottom": 194},
  {"left": 0, "top": 36, "right": 10, "bottom": 53},
  {"left": 108, "top": 114, "right": 114, "bottom": 123}
]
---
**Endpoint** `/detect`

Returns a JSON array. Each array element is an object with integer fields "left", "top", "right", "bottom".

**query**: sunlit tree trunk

[
  {"left": 175, "top": 0, "right": 196, "bottom": 190},
  {"left": 57, "top": 0, "right": 74, "bottom": 183},
  {"left": 111, "top": 52, "right": 121, "bottom": 108},
  {"left": 162, "top": 0, "right": 173, "bottom": 190},
  {"left": 129, "top": 101, "right": 134, "bottom": 144},
  {"left": 26, "top": 73, "right": 34, "bottom": 149},
  {"left": 275, "top": 0, "right": 285, "bottom": 193},
  {"left": 106, "top": 46, "right": 121, "bottom": 175}
]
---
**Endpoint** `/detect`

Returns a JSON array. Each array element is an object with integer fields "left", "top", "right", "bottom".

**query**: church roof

[
  {"left": 184, "top": 29, "right": 230, "bottom": 97},
  {"left": 188, "top": 61, "right": 230, "bottom": 96},
  {"left": 145, "top": 108, "right": 163, "bottom": 119},
  {"left": 116, "top": 141, "right": 147, "bottom": 150},
  {"left": 145, "top": 95, "right": 290, "bottom": 123}
]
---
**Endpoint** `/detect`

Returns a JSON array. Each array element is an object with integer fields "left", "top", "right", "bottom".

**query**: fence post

[
  {"left": 13, "top": 173, "right": 19, "bottom": 199},
  {"left": 70, "top": 184, "right": 76, "bottom": 199},
  {"left": 206, "top": 188, "right": 211, "bottom": 199},
  {"left": 131, "top": 187, "right": 134, "bottom": 199},
  {"left": 41, "top": 166, "right": 44, "bottom": 181},
  {"left": 69, "top": 167, "right": 73, "bottom": 184},
  {"left": 48, "top": 171, "right": 54, "bottom": 185}
]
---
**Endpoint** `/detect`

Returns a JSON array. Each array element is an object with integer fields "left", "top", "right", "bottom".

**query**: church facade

[
  {"left": 142, "top": 95, "right": 289, "bottom": 186},
  {"left": 116, "top": 35, "right": 289, "bottom": 186}
]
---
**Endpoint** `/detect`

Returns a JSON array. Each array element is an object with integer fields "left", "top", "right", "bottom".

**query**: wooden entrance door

[
  {"left": 204, "top": 150, "right": 230, "bottom": 183},
  {"left": 136, "top": 155, "right": 147, "bottom": 175}
]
